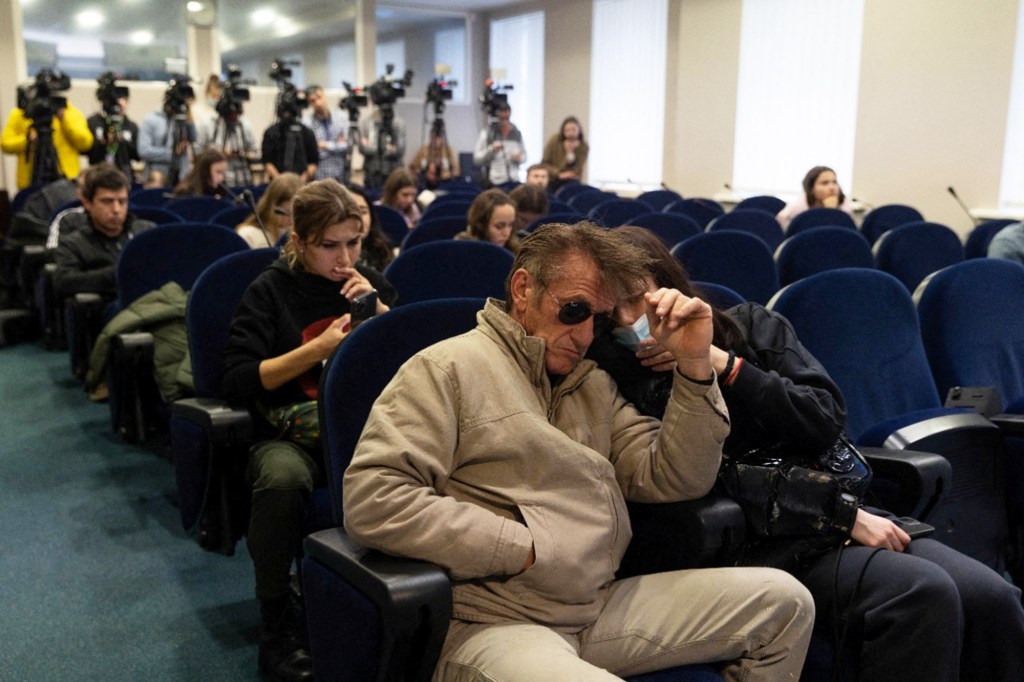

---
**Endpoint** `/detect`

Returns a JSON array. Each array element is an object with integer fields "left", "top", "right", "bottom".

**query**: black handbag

[{"left": 719, "top": 433, "right": 872, "bottom": 542}]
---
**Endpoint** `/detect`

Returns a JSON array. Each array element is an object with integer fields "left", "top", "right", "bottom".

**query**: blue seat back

[
  {"left": 872, "top": 220, "right": 964, "bottom": 292},
  {"left": 692, "top": 281, "right": 745, "bottom": 309},
  {"left": 421, "top": 200, "right": 472, "bottom": 221},
  {"left": 187, "top": 248, "right": 279, "bottom": 398},
  {"left": 400, "top": 215, "right": 467, "bottom": 250},
  {"left": 706, "top": 209, "right": 786, "bottom": 252},
  {"left": 636, "top": 189, "right": 683, "bottom": 212},
  {"left": 128, "top": 205, "right": 184, "bottom": 225},
  {"left": 623, "top": 213, "right": 702, "bottom": 248},
  {"left": 916, "top": 258, "right": 1024, "bottom": 408},
  {"left": 671, "top": 231, "right": 778, "bottom": 305},
  {"left": 768, "top": 268, "right": 941, "bottom": 441},
  {"left": 209, "top": 204, "right": 252, "bottom": 229},
  {"left": 116, "top": 223, "right": 248, "bottom": 307},
  {"left": 775, "top": 225, "right": 874, "bottom": 286},
  {"left": 663, "top": 198, "right": 724, "bottom": 229},
  {"left": 734, "top": 195, "right": 785, "bottom": 215},
  {"left": 165, "top": 195, "right": 233, "bottom": 222},
  {"left": 859, "top": 203, "right": 923, "bottom": 245},
  {"left": 383, "top": 240, "right": 514, "bottom": 306},
  {"left": 375, "top": 203, "right": 411, "bottom": 247},
  {"left": 964, "top": 218, "right": 1017, "bottom": 259},
  {"left": 588, "top": 198, "right": 650, "bottom": 227},
  {"left": 568, "top": 189, "right": 619, "bottom": 214},
  {"left": 318, "top": 298, "right": 485, "bottom": 523},
  {"left": 129, "top": 186, "right": 173, "bottom": 206},
  {"left": 785, "top": 207, "right": 856, "bottom": 236},
  {"left": 524, "top": 212, "right": 586, "bottom": 233}
]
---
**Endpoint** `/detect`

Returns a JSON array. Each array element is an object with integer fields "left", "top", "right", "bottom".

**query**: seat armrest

[
  {"left": 620, "top": 494, "right": 747, "bottom": 577},
  {"left": 991, "top": 413, "right": 1024, "bottom": 435},
  {"left": 859, "top": 446, "right": 952, "bottom": 520},
  {"left": 172, "top": 397, "right": 253, "bottom": 445},
  {"left": 303, "top": 528, "right": 451, "bottom": 682},
  {"left": 108, "top": 331, "right": 156, "bottom": 442}
]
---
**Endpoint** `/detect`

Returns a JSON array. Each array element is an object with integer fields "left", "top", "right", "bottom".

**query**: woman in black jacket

[{"left": 588, "top": 225, "right": 1024, "bottom": 682}]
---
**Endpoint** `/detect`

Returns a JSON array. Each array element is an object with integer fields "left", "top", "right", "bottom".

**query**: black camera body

[
  {"left": 339, "top": 81, "right": 368, "bottom": 123},
  {"left": 216, "top": 65, "right": 252, "bottom": 121},
  {"left": 96, "top": 71, "right": 130, "bottom": 119},
  {"left": 164, "top": 74, "right": 195, "bottom": 118},
  {"left": 426, "top": 78, "right": 456, "bottom": 117},
  {"left": 366, "top": 64, "right": 414, "bottom": 109},
  {"left": 269, "top": 58, "right": 308, "bottom": 121},
  {"left": 23, "top": 68, "right": 72, "bottom": 124},
  {"left": 480, "top": 80, "right": 513, "bottom": 119}
]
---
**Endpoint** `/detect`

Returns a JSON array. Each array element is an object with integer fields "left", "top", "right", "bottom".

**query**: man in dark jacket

[{"left": 52, "top": 163, "right": 153, "bottom": 301}]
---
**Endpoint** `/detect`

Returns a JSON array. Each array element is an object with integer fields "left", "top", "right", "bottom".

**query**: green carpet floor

[{"left": 0, "top": 342, "right": 259, "bottom": 681}]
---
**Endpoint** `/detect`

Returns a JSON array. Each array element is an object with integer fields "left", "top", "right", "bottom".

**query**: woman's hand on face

[
  {"left": 339, "top": 268, "right": 373, "bottom": 300},
  {"left": 821, "top": 195, "right": 840, "bottom": 209},
  {"left": 636, "top": 338, "right": 677, "bottom": 373},
  {"left": 850, "top": 509, "right": 911, "bottom": 552}
]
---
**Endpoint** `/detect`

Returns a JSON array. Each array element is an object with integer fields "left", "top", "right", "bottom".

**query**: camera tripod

[
  {"left": 168, "top": 113, "right": 194, "bottom": 187},
  {"left": 97, "top": 113, "right": 135, "bottom": 181},
  {"left": 365, "top": 107, "right": 399, "bottom": 188},
  {"left": 30, "top": 118, "right": 62, "bottom": 187},
  {"left": 211, "top": 115, "right": 253, "bottom": 186}
]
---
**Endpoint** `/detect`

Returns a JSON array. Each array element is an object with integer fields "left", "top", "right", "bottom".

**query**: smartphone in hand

[{"left": 350, "top": 290, "right": 378, "bottom": 328}]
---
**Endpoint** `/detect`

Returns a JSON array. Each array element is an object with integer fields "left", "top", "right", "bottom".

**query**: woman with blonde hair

[{"left": 235, "top": 173, "right": 303, "bottom": 248}]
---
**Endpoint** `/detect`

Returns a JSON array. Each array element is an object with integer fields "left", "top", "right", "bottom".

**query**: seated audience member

[
  {"left": 376, "top": 168, "right": 421, "bottom": 229},
  {"left": 346, "top": 183, "right": 395, "bottom": 272},
  {"left": 525, "top": 163, "right": 550, "bottom": 190},
  {"left": 776, "top": 165, "right": 853, "bottom": 231},
  {"left": 221, "top": 179, "right": 397, "bottom": 681},
  {"left": 454, "top": 188, "right": 519, "bottom": 253},
  {"left": 587, "top": 225, "right": 1024, "bottom": 682},
  {"left": 343, "top": 222, "right": 815, "bottom": 681},
  {"left": 143, "top": 169, "right": 167, "bottom": 189},
  {"left": 541, "top": 115, "right": 589, "bottom": 191},
  {"left": 987, "top": 221, "right": 1024, "bottom": 264},
  {"left": 52, "top": 164, "right": 155, "bottom": 301},
  {"left": 409, "top": 126, "right": 460, "bottom": 190},
  {"left": 509, "top": 182, "right": 549, "bottom": 232},
  {"left": 235, "top": 173, "right": 303, "bottom": 248},
  {"left": 172, "top": 148, "right": 228, "bottom": 198}
]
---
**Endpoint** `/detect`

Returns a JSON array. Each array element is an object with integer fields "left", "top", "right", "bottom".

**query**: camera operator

[
  {"left": 473, "top": 83, "right": 524, "bottom": 187},
  {"left": 86, "top": 72, "right": 139, "bottom": 183},
  {"left": 358, "top": 65, "right": 412, "bottom": 188},
  {"left": 138, "top": 75, "right": 197, "bottom": 188},
  {"left": 197, "top": 67, "right": 257, "bottom": 187},
  {"left": 261, "top": 60, "right": 318, "bottom": 182},
  {"left": 2, "top": 69, "right": 93, "bottom": 190},
  {"left": 302, "top": 85, "right": 348, "bottom": 183}
]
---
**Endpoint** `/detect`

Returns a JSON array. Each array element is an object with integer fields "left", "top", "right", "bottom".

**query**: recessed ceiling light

[
  {"left": 251, "top": 7, "right": 277, "bottom": 27},
  {"left": 131, "top": 30, "right": 154, "bottom": 45},
  {"left": 76, "top": 8, "right": 106, "bottom": 29},
  {"left": 186, "top": 1, "right": 207, "bottom": 12}
]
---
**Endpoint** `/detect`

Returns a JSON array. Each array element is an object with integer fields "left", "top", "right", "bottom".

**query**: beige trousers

[{"left": 434, "top": 566, "right": 813, "bottom": 682}]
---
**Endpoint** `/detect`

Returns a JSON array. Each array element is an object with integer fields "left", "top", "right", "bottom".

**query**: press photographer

[
  {"left": 410, "top": 77, "right": 459, "bottom": 189},
  {"left": 473, "top": 79, "right": 523, "bottom": 187},
  {"left": 357, "top": 64, "right": 413, "bottom": 188},
  {"left": 198, "top": 65, "right": 257, "bottom": 187},
  {"left": 87, "top": 72, "right": 139, "bottom": 182},
  {"left": 138, "top": 74, "right": 197, "bottom": 187},
  {"left": 261, "top": 58, "right": 317, "bottom": 181},
  {"left": 1, "top": 68, "right": 93, "bottom": 189}
]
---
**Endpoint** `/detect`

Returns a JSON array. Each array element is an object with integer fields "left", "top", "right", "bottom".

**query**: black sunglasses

[{"left": 548, "top": 292, "right": 613, "bottom": 332}]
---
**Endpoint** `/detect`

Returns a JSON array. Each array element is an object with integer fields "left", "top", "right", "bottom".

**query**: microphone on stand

[
  {"left": 239, "top": 189, "right": 274, "bottom": 247},
  {"left": 850, "top": 197, "right": 875, "bottom": 211},
  {"left": 220, "top": 184, "right": 246, "bottom": 205},
  {"left": 947, "top": 186, "right": 981, "bottom": 226}
]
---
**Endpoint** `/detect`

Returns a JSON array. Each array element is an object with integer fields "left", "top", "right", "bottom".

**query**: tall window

[
  {"left": 1000, "top": 1, "right": 1024, "bottom": 210},
  {"left": 434, "top": 26, "right": 466, "bottom": 103},
  {"left": 328, "top": 43, "right": 357, "bottom": 91},
  {"left": 489, "top": 11, "right": 545, "bottom": 177},
  {"left": 732, "top": 0, "right": 865, "bottom": 198},
  {"left": 588, "top": 0, "right": 668, "bottom": 190},
  {"left": 376, "top": 39, "right": 406, "bottom": 80}
]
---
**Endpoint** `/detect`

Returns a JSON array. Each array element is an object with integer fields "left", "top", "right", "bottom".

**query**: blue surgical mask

[{"left": 611, "top": 314, "right": 652, "bottom": 352}]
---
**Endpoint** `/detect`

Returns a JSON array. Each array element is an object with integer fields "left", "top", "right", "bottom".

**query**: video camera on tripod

[
  {"left": 96, "top": 71, "right": 130, "bottom": 120},
  {"left": 366, "top": 64, "right": 414, "bottom": 111},
  {"left": 216, "top": 64, "right": 253, "bottom": 121},
  {"left": 480, "top": 79, "right": 513, "bottom": 118},
  {"left": 22, "top": 69, "right": 71, "bottom": 123},
  {"left": 426, "top": 77, "right": 456, "bottom": 118},
  {"left": 163, "top": 74, "right": 195, "bottom": 118},
  {"left": 269, "top": 58, "right": 308, "bottom": 121},
  {"left": 339, "top": 82, "right": 368, "bottom": 124}
]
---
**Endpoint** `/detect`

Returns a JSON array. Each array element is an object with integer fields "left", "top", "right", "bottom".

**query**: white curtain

[
  {"left": 732, "top": 0, "right": 865, "bottom": 199},
  {"left": 1000, "top": 1, "right": 1024, "bottom": 210},
  {"left": 327, "top": 43, "right": 356, "bottom": 91},
  {"left": 588, "top": 0, "right": 668, "bottom": 190},
  {"left": 434, "top": 27, "right": 466, "bottom": 103},
  {"left": 376, "top": 39, "right": 406, "bottom": 80},
  {"left": 489, "top": 11, "right": 546, "bottom": 179}
]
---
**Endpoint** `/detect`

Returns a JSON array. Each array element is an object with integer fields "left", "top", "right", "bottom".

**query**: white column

[{"left": 0, "top": 0, "right": 28, "bottom": 193}]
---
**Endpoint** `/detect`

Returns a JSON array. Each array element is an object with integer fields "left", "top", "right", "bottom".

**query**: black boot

[{"left": 258, "top": 594, "right": 314, "bottom": 681}]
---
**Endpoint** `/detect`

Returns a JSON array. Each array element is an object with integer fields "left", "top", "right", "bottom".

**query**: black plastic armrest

[
  {"left": 991, "top": 413, "right": 1024, "bottom": 435},
  {"left": 303, "top": 528, "right": 452, "bottom": 680},
  {"left": 171, "top": 397, "right": 253, "bottom": 446},
  {"left": 112, "top": 330, "right": 154, "bottom": 358},
  {"left": 620, "top": 494, "right": 747, "bottom": 576},
  {"left": 73, "top": 291, "right": 105, "bottom": 307},
  {"left": 859, "top": 446, "right": 952, "bottom": 520}
]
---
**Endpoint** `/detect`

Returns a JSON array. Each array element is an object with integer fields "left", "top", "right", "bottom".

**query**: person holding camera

[
  {"left": 222, "top": 179, "right": 396, "bottom": 681},
  {"left": 138, "top": 77, "right": 196, "bottom": 188},
  {"left": 302, "top": 85, "right": 349, "bottom": 183},
  {"left": 473, "top": 101, "right": 525, "bottom": 188},
  {"left": 86, "top": 73, "right": 139, "bottom": 185},
  {"left": 2, "top": 72, "right": 93, "bottom": 190}
]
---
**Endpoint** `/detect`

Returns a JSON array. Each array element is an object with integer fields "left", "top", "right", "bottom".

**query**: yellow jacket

[{"left": 1, "top": 104, "right": 94, "bottom": 189}]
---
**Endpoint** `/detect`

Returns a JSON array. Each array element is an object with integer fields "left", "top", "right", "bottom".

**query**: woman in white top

[
  {"left": 235, "top": 173, "right": 303, "bottom": 248},
  {"left": 776, "top": 165, "right": 853, "bottom": 231}
]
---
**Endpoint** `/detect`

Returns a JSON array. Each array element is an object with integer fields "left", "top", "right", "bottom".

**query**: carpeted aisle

[{"left": 0, "top": 343, "right": 258, "bottom": 681}]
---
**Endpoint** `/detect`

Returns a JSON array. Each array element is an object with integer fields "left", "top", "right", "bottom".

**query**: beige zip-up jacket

[{"left": 343, "top": 299, "right": 729, "bottom": 632}]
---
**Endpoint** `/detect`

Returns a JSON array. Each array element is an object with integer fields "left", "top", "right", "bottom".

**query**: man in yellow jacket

[{"left": 2, "top": 99, "right": 94, "bottom": 189}]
